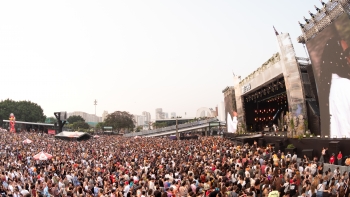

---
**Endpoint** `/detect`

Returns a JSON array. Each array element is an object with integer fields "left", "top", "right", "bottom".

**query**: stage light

[
  {"left": 304, "top": 16, "right": 310, "bottom": 24},
  {"left": 303, "top": 135, "right": 306, "bottom": 138},
  {"left": 324, "top": 135, "right": 329, "bottom": 138},
  {"left": 298, "top": 21, "right": 305, "bottom": 28},
  {"left": 315, "top": 5, "right": 321, "bottom": 13},
  {"left": 343, "top": 136, "right": 346, "bottom": 139},
  {"left": 309, "top": 11, "right": 315, "bottom": 18},
  {"left": 317, "top": 135, "right": 321, "bottom": 138}
]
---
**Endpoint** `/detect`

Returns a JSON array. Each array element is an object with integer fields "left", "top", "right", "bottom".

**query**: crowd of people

[{"left": 0, "top": 131, "right": 349, "bottom": 197}]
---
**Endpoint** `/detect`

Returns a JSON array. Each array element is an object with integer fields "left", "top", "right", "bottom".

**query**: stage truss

[{"left": 298, "top": 0, "right": 350, "bottom": 44}]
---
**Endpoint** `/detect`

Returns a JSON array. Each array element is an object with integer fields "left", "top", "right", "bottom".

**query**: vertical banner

[{"left": 306, "top": 14, "right": 350, "bottom": 137}]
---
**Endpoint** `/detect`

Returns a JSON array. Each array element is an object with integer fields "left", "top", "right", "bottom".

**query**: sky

[{"left": 0, "top": 1, "right": 321, "bottom": 120}]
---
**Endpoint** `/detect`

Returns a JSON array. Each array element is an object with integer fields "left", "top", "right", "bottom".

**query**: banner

[{"left": 48, "top": 129, "right": 56, "bottom": 135}]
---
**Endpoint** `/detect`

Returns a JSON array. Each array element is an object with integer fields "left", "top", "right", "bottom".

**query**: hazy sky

[{"left": 0, "top": 1, "right": 319, "bottom": 119}]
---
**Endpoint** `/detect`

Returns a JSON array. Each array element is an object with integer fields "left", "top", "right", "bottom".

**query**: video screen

[{"left": 306, "top": 14, "right": 350, "bottom": 137}]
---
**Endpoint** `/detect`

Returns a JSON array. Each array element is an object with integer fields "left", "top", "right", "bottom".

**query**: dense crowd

[{"left": 0, "top": 131, "right": 349, "bottom": 197}]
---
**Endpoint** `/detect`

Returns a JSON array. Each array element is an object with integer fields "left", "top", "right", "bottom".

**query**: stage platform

[{"left": 223, "top": 133, "right": 263, "bottom": 145}]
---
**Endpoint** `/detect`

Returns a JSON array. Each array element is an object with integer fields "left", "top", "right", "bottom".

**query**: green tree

[
  {"left": 104, "top": 111, "right": 135, "bottom": 133},
  {"left": 152, "top": 122, "right": 167, "bottom": 129},
  {"left": 96, "top": 122, "right": 105, "bottom": 130},
  {"left": 135, "top": 126, "right": 143, "bottom": 132},
  {"left": 67, "top": 115, "right": 85, "bottom": 124},
  {"left": 72, "top": 121, "right": 90, "bottom": 130},
  {"left": 0, "top": 99, "right": 46, "bottom": 122}
]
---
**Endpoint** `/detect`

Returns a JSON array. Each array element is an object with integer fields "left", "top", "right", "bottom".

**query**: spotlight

[
  {"left": 317, "top": 135, "right": 321, "bottom": 138},
  {"left": 320, "top": 0, "right": 326, "bottom": 8},
  {"left": 342, "top": 135, "right": 346, "bottom": 139},
  {"left": 299, "top": 21, "right": 304, "bottom": 28},
  {"left": 324, "top": 135, "right": 329, "bottom": 138},
  {"left": 309, "top": 11, "right": 315, "bottom": 18},
  {"left": 315, "top": 5, "right": 321, "bottom": 13},
  {"left": 304, "top": 16, "right": 310, "bottom": 24}
]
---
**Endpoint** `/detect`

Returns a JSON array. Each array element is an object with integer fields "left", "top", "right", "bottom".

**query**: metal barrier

[{"left": 124, "top": 118, "right": 218, "bottom": 137}]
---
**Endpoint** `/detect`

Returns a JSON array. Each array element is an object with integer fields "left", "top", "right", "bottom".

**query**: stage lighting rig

[
  {"left": 315, "top": 5, "right": 321, "bottom": 13},
  {"left": 309, "top": 11, "right": 315, "bottom": 18}
]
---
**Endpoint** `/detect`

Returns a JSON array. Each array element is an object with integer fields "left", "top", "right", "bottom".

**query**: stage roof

[
  {"left": 55, "top": 131, "right": 91, "bottom": 140},
  {"left": 3, "top": 120, "right": 54, "bottom": 126}
]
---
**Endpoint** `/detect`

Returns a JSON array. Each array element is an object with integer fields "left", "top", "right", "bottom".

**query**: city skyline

[{"left": 0, "top": 1, "right": 318, "bottom": 118}]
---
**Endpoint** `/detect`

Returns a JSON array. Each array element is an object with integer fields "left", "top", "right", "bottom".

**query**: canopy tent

[
  {"left": 55, "top": 131, "right": 91, "bottom": 141},
  {"left": 33, "top": 151, "right": 52, "bottom": 160},
  {"left": 23, "top": 139, "right": 33, "bottom": 144}
]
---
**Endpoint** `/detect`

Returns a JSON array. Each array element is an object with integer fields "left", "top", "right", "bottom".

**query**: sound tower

[{"left": 328, "top": 141, "right": 340, "bottom": 155}]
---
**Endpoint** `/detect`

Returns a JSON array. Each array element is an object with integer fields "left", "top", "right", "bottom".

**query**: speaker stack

[{"left": 328, "top": 141, "right": 340, "bottom": 155}]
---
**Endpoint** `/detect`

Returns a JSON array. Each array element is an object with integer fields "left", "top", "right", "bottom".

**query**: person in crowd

[
  {"left": 337, "top": 151, "right": 343, "bottom": 166},
  {"left": 0, "top": 129, "right": 348, "bottom": 197},
  {"left": 329, "top": 154, "right": 335, "bottom": 165}
]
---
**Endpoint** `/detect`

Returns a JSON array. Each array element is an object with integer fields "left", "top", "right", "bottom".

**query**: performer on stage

[{"left": 227, "top": 111, "right": 238, "bottom": 133}]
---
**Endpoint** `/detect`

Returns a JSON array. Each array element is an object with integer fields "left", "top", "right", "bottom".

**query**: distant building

[
  {"left": 155, "top": 118, "right": 194, "bottom": 127},
  {"left": 102, "top": 111, "right": 109, "bottom": 122},
  {"left": 170, "top": 112, "right": 176, "bottom": 118},
  {"left": 163, "top": 112, "right": 169, "bottom": 119},
  {"left": 155, "top": 108, "right": 164, "bottom": 120},
  {"left": 218, "top": 102, "right": 225, "bottom": 122},
  {"left": 142, "top": 111, "right": 151, "bottom": 129},
  {"left": 67, "top": 111, "right": 102, "bottom": 123},
  {"left": 196, "top": 107, "right": 216, "bottom": 118},
  {"left": 134, "top": 115, "right": 146, "bottom": 127}
]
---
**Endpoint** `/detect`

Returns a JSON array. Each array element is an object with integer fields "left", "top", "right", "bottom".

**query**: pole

[
  {"left": 94, "top": 99, "right": 97, "bottom": 116},
  {"left": 176, "top": 117, "right": 179, "bottom": 140}
]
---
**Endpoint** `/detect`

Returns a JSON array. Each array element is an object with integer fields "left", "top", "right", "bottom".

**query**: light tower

[{"left": 94, "top": 99, "right": 97, "bottom": 116}]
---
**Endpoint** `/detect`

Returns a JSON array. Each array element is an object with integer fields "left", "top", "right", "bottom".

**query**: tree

[
  {"left": 0, "top": 114, "right": 3, "bottom": 126},
  {"left": 152, "top": 122, "right": 167, "bottom": 129},
  {"left": 135, "top": 126, "right": 143, "bottom": 132},
  {"left": 72, "top": 121, "right": 90, "bottom": 130},
  {"left": 104, "top": 111, "right": 135, "bottom": 133},
  {"left": 0, "top": 99, "right": 46, "bottom": 122},
  {"left": 96, "top": 122, "right": 105, "bottom": 130},
  {"left": 67, "top": 115, "right": 85, "bottom": 124}
]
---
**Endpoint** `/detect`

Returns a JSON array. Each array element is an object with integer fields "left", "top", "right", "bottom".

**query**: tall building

[
  {"left": 155, "top": 108, "right": 164, "bottom": 120},
  {"left": 218, "top": 101, "right": 225, "bottom": 122},
  {"left": 163, "top": 112, "right": 169, "bottom": 119},
  {"left": 142, "top": 111, "right": 151, "bottom": 128},
  {"left": 102, "top": 111, "right": 109, "bottom": 122},
  {"left": 134, "top": 115, "right": 146, "bottom": 127},
  {"left": 170, "top": 112, "right": 176, "bottom": 118},
  {"left": 67, "top": 111, "right": 102, "bottom": 123}
]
